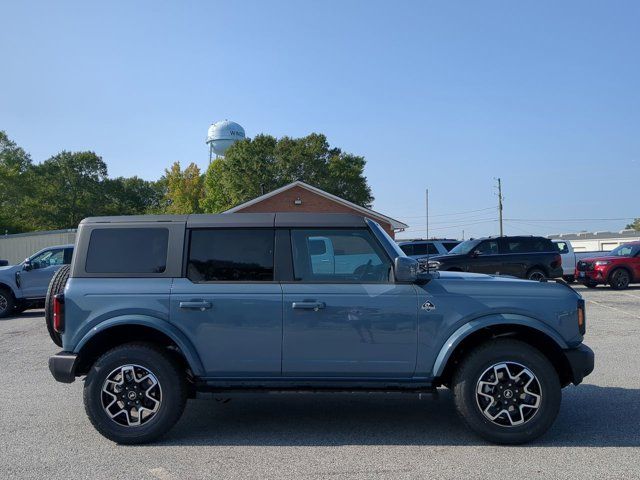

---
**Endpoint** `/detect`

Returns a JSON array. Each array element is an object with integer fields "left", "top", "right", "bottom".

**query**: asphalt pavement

[{"left": 1, "top": 285, "right": 639, "bottom": 479}]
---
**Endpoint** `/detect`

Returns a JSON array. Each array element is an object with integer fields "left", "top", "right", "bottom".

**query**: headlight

[
  {"left": 594, "top": 260, "right": 610, "bottom": 266},
  {"left": 427, "top": 261, "right": 442, "bottom": 269}
]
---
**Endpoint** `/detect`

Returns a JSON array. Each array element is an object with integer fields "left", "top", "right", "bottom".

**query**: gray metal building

[
  {"left": 548, "top": 229, "right": 640, "bottom": 252},
  {"left": 0, "top": 229, "right": 77, "bottom": 265}
]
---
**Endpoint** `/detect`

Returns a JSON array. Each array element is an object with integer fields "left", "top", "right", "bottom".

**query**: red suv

[{"left": 576, "top": 241, "right": 640, "bottom": 289}]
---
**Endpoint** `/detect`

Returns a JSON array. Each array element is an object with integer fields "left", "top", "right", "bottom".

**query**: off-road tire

[
  {"left": 84, "top": 342, "right": 187, "bottom": 444},
  {"left": 0, "top": 288, "right": 15, "bottom": 319},
  {"left": 452, "top": 339, "right": 561, "bottom": 444},
  {"left": 44, "top": 265, "right": 70, "bottom": 347},
  {"left": 608, "top": 268, "right": 631, "bottom": 290}
]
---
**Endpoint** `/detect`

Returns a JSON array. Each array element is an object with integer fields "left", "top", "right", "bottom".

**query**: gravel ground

[{"left": 1, "top": 285, "right": 639, "bottom": 480}]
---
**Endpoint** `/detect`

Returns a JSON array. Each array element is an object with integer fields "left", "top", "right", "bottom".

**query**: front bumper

[
  {"left": 49, "top": 352, "right": 78, "bottom": 383},
  {"left": 575, "top": 269, "right": 607, "bottom": 284},
  {"left": 564, "top": 344, "right": 594, "bottom": 385}
]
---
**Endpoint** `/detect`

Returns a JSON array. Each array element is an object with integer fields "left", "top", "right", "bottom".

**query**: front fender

[
  {"left": 432, "top": 314, "right": 568, "bottom": 377},
  {"left": 73, "top": 315, "right": 205, "bottom": 377}
]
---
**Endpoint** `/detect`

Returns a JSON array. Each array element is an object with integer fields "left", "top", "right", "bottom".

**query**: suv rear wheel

[
  {"left": 0, "top": 288, "right": 15, "bottom": 318},
  {"left": 84, "top": 343, "right": 187, "bottom": 444},
  {"left": 452, "top": 339, "right": 561, "bottom": 444},
  {"left": 526, "top": 268, "right": 547, "bottom": 281}
]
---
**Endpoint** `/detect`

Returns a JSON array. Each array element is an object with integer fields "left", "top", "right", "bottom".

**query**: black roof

[{"left": 80, "top": 213, "right": 368, "bottom": 229}]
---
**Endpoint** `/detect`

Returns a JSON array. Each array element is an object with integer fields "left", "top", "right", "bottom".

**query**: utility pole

[
  {"left": 498, "top": 179, "right": 503, "bottom": 236},
  {"left": 425, "top": 188, "right": 429, "bottom": 240}
]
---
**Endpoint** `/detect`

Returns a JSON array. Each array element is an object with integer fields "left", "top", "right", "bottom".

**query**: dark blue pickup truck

[{"left": 47, "top": 213, "right": 593, "bottom": 445}]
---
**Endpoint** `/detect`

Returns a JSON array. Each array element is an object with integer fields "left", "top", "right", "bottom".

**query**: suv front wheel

[
  {"left": 452, "top": 339, "right": 561, "bottom": 444},
  {"left": 84, "top": 343, "right": 187, "bottom": 444}
]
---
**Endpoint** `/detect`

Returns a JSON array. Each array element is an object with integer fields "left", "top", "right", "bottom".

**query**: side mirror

[
  {"left": 23, "top": 259, "right": 32, "bottom": 271},
  {"left": 394, "top": 256, "right": 418, "bottom": 283},
  {"left": 470, "top": 250, "right": 481, "bottom": 258}
]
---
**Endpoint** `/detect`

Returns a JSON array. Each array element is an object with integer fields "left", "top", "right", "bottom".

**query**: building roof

[
  {"left": 547, "top": 229, "right": 640, "bottom": 240},
  {"left": 223, "top": 181, "right": 409, "bottom": 231}
]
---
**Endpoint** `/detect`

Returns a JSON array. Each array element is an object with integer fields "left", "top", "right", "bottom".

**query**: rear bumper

[
  {"left": 564, "top": 344, "right": 594, "bottom": 385},
  {"left": 49, "top": 352, "right": 78, "bottom": 383}
]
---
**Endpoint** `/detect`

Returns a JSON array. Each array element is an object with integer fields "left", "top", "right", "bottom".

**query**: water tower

[{"left": 206, "top": 120, "right": 246, "bottom": 164}]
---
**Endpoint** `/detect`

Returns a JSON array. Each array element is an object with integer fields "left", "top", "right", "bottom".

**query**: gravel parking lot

[{"left": 1, "top": 285, "right": 639, "bottom": 480}]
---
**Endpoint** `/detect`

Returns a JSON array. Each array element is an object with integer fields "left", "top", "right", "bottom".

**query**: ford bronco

[{"left": 47, "top": 213, "right": 593, "bottom": 445}]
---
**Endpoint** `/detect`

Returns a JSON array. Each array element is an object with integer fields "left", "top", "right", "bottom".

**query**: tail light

[
  {"left": 552, "top": 254, "right": 562, "bottom": 269},
  {"left": 577, "top": 299, "right": 586, "bottom": 335},
  {"left": 53, "top": 294, "right": 65, "bottom": 333}
]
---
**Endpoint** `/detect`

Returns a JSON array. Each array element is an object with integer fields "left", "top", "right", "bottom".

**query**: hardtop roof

[{"left": 80, "top": 213, "right": 369, "bottom": 229}]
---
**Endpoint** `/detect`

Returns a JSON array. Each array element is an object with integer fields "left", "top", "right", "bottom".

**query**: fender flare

[
  {"left": 432, "top": 314, "right": 568, "bottom": 378},
  {"left": 73, "top": 315, "right": 205, "bottom": 377}
]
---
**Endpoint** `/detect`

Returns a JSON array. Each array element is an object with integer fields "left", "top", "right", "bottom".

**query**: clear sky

[{"left": 2, "top": 1, "right": 638, "bottom": 239}]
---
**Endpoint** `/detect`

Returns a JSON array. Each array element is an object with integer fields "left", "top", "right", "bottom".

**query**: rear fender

[{"left": 73, "top": 315, "right": 205, "bottom": 376}]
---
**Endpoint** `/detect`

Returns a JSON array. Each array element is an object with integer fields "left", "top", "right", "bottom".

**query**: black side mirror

[
  {"left": 470, "top": 250, "right": 481, "bottom": 258},
  {"left": 394, "top": 256, "right": 418, "bottom": 283}
]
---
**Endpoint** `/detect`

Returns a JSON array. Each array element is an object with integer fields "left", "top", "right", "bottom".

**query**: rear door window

[
  {"left": 412, "top": 243, "right": 438, "bottom": 256},
  {"left": 85, "top": 228, "right": 169, "bottom": 273},
  {"left": 187, "top": 229, "right": 274, "bottom": 282}
]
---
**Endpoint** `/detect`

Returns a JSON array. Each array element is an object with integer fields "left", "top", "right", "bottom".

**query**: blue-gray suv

[{"left": 48, "top": 213, "right": 593, "bottom": 445}]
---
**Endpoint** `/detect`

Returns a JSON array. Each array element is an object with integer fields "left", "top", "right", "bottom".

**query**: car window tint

[
  {"left": 86, "top": 228, "right": 168, "bottom": 274},
  {"left": 443, "top": 242, "right": 459, "bottom": 251},
  {"left": 63, "top": 248, "right": 74, "bottom": 264},
  {"left": 413, "top": 243, "right": 438, "bottom": 255},
  {"left": 555, "top": 242, "right": 569, "bottom": 254},
  {"left": 477, "top": 240, "right": 499, "bottom": 255},
  {"left": 291, "top": 229, "right": 390, "bottom": 283},
  {"left": 399, "top": 244, "right": 413, "bottom": 255},
  {"left": 187, "top": 229, "right": 274, "bottom": 282}
]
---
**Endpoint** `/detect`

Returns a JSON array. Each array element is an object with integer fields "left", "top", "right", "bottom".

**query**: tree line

[{"left": 0, "top": 130, "right": 373, "bottom": 234}]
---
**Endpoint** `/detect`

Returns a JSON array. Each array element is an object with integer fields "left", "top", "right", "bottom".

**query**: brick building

[{"left": 224, "top": 181, "right": 408, "bottom": 238}]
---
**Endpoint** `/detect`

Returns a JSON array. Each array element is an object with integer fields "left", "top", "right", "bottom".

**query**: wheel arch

[
  {"left": 0, "top": 281, "right": 16, "bottom": 297},
  {"left": 526, "top": 265, "right": 548, "bottom": 277},
  {"left": 73, "top": 317, "right": 205, "bottom": 378},
  {"left": 433, "top": 316, "right": 573, "bottom": 387},
  {"left": 607, "top": 265, "right": 633, "bottom": 283}
]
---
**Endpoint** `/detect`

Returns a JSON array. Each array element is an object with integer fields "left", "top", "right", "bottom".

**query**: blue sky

[{"left": 2, "top": 1, "right": 638, "bottom": 239}]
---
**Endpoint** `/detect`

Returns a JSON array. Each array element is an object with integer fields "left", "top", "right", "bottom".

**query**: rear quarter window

[{"left": 85, "top": 228, "right": 169, "bottom": 274}]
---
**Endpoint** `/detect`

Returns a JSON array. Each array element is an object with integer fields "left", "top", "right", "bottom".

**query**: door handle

[
  {"left": 292, "top": 301, "right": 326, "bottom": 311},
  {"left": 179, "top": 301, "right": 212, "bottom": 311}
]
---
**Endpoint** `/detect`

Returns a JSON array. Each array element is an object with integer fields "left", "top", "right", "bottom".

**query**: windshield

[
  {"left": 606, "top": 244, "right": 640, "bottom": 257},
  {"left": 366, "top": 219, "right": 406, "bottom": 258},
  {"left": 448, "top": 239, "right": 480, "bottom": 255}
]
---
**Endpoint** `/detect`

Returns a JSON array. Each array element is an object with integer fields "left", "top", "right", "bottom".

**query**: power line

[
  {"left": 396, "top": 206, "right": 496, "bottom": 219},
  {"left": 505, "top": 217, "right": 636, "bottom": 222}
]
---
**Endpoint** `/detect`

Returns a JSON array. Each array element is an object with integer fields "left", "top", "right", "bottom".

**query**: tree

[
  {"left": 203, "top": 133, "right": 373, "bottom": 213},
  {"left": 626, "top": 218, "right": 640, "bottom": 231},
  {"left": 0, "top": 131, "right": 34, "bottom": 233},
  {"left": 27, "top": 151, "right": 109, "bottom": 229},
  {"left": 163, "top": 162, "right": 204, "bottom": 214},
  {"left": 103, "top": 176, "right": 165, "bottom": 215}
]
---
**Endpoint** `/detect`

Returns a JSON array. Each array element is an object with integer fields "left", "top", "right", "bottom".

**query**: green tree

[
  {"left": 626, "top": 218, "right": 640, "bottom": 231},
  {"left": 0, "top": 131, "right": 34, "bottom": 233},
  {"left": 203, "top": 133, "right": 373, "bottom": 213},
  {"left": 163, "top": 162, "right": 204, "bottom": 214},
  {"left": 27, "top": 151, "right": 108, "bottom": 229},
  {"left": 103, "top": 176, "right": 166, "bottom": 215}
]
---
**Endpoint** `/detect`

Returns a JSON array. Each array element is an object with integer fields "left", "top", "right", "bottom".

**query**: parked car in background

[
  {"left": 427, "top": 236, "right": 563, "bottom": 281},
  {"left": 0, "top": 244, "right": 74, "bottom": 317},
  {"left": 47, "top": 214, "right": 593, "bottom": 445},
  {"left": 397, "top": 239, "right": 460, "bottom": 258},
  {"left": 0, "top": 259, "right": 8, "bottom": 267},
  {"left": 552, "top": 240, "right": 611, "bottom": 283},
  {"left": 576, "top": 241, "right": 640, "bottom": 289}
]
